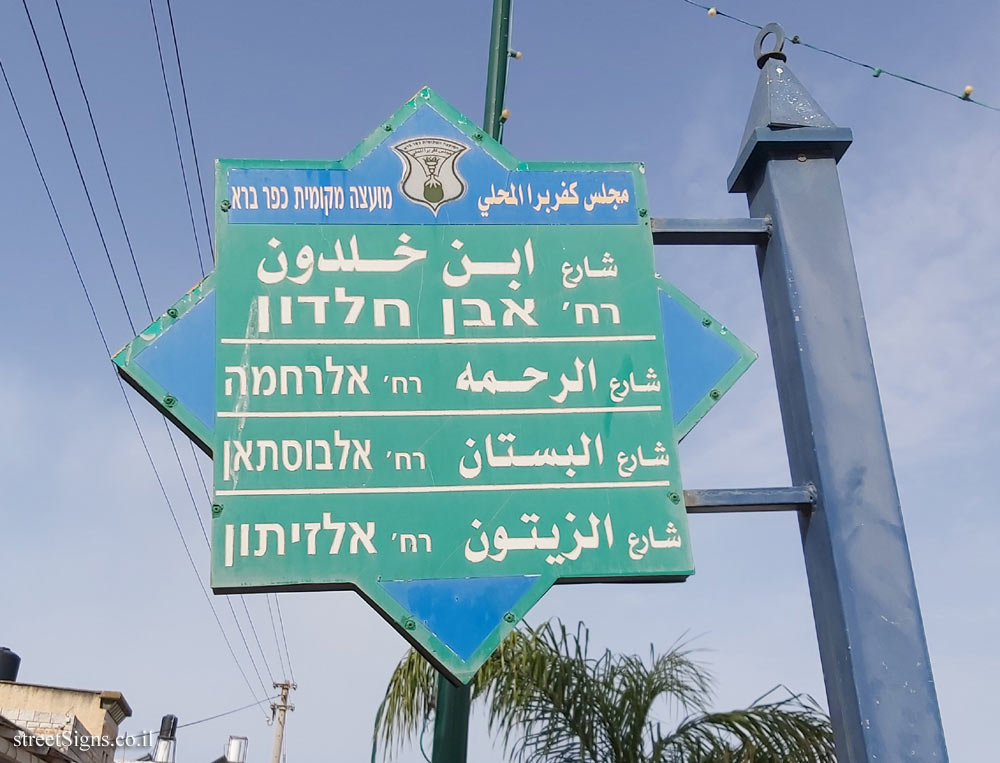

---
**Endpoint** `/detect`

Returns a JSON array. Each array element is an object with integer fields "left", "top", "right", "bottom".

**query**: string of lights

[{"left": 680, "top": 0, "right": 999, "bottom": 112}]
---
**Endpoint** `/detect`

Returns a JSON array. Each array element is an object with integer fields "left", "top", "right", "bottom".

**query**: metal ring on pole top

[{"left": 755, "top": 22, "right": 787, "bottom": 68}]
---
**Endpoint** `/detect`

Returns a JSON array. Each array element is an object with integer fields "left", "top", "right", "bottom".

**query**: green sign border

[
  {"left": 112, "top": 273, "right": 215, "bottom": 455},
  {"left": 657, "top": 278, "right": 758, "bottom": 441},
  {"left": 110, "top": 87, "right": 758, "bottom": 683}
]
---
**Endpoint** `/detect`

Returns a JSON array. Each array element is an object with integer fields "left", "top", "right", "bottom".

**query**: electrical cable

[
  {"left": 21, "top": 0, "right": 138, "bottom": 334},
  {"left": 19, "top": 1, "right": 271, "bottom": 716},
  {"left": 266, "top": 595, "right": 290, "bottom": 680},
  {"left": 160, "top": 426, "right": 271, "bottom": 697},
  {"left": 162, "top": 417, "right": 212, "bottom": 546},
  {"left": 0, "top": 52, "right": 265, "bottom": 714},
  {"left": 52, "top": 0, "right": 218, "bottom": 570},
  {"left": 147, "top": 0, "right": 209, "bottom": 277},
  {"left": 157, "top": 0, "right": 303, "bottom": 693},
  {"left": 164, "top": 0, "right": 215, "bottom": 260},
  {"left": 122, "top": 694, "right": 278, "bottom": 741},
  {"left": 54, "top": 0, "right": 281, "bottom": 700},
  {"left": 680, "top": 0, "right": 1000, "bottom": 112},
  {"left": 240, "top": 597, "right": 277, "bottom": 686},
  {"left": 186, "top": 438, "right": 282, "bottom": 687},
  {"left": 143, "top": 0, "right": 303, "bottom": 691},
  {"left": 53, "top": 0, "right": 154, "bottom": 321},
  {"left": 159, "top": 419, "right": 282, "bottom": 699},
  {"left": 176, "top": 695, "right": 278, "bottom": 729},
  {"left": 190, "top": 439, "right": 212, "bottom": 497},
  {"left": 275, "top": 597, "right": 296, "bottom": 683},
  {"left": 224, "top": 597, "right": 275, "bottom": 699},
  {"left": 51, "top": 0, "right": 222, "bottom": 582}
]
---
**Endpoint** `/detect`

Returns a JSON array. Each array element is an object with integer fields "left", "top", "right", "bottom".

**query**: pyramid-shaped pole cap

[{"left": 728, "top": 24, "right": 853, "bottom": 193}]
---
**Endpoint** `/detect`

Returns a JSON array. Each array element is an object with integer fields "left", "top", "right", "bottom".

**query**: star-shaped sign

[{"left": 113, "top": 88, "right": 754, "bottom": 684}]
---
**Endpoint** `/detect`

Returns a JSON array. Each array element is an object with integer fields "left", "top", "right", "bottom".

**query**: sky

[{"left": 0, "top": 0, "right": 997, "bottom": 761}]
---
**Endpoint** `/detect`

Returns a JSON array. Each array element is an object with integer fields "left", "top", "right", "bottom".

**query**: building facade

[{"left": 0, "top": 681, "right": 132, "bottom": 763}]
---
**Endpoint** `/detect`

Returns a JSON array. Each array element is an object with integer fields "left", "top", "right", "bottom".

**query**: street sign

[
  {"left": 111, "top": 30, "right": 952, "bottom": 754},
  {"left": 114, "top": 88, "right": 755, "bottom": 683}
]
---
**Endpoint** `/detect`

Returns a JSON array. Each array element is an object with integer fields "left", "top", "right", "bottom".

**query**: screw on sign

[{"left": 112, "top": 88, "right": 755, "bottom": 683}]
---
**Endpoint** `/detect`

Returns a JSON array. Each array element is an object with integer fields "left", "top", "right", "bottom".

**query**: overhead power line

[
  {"left": 0, "top": 50, "right": 263, "bottom": 714},
  {"left": 50, "top": 22, "right": 239, "bottom": 694},
  {"left": 275, "top": 597, "right": 296, "bottom": 683},
  {"left": 158, "top": 403, "right": 278, "bottom": 696},
  {"left": 241, "top": 598, "right": 277, "bottom": 686},
  {"left": 52, "top": 0, "right": 154, "bottom": 320},
  {"left": 115, "top": 694, "right": 278, "bottom": 751},
  {"left": 680, "top": 0, "right": 1000, "bottom": 112},
  {"left": 150, "top": 0, "right": 297, "bottom": 687},
  {"left": 184, "top": 437, "right": 281, "bottom": 688},
  {"left": 56, "top": 0, "right": 281, "bottom": 699},
  {"left": 20, "top": 0, "right": 138, "bottom": 335},
  {"left": 164, "top": 0, "right": 215, "bottom": 260},
  {"left": 266, "top": 595, "right": 289, "bottom": 680},
  {"left": 147, "top": 0, "right": 209, "bottom": 277},
  {"left": 176, "top": 695, "right": 279, "bottom": 730},
  {"left": 17, "top": 0, "right": 271, "bottom": 715}
]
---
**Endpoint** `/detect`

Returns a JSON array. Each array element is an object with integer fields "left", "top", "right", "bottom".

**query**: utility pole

[{"left": 269, "top": 681, "right": 295, "bottom": 763}]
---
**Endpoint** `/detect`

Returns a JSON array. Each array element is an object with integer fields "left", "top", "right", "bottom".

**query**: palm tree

[{"left": 373, "top": 620, "right": 835, "bottom": 762}]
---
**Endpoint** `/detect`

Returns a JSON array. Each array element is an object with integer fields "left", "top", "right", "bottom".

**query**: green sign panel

[
  {"left": 112, "top": 87, "right": 756, "bottom": 683},
  {"left": 212, "top": 89, "right": 690, "bottom": 680}
]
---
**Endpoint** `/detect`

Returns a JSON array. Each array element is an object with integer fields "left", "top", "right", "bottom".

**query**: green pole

[
  {"left": 430, "top": 677, "right": 471, "bottom": 763},
  {"left": 483, "top": 0, "right": 512, "bottom": 141},
  {"left": 426, "top": 5, "right": 514, "bottom": 760},
  {"left": 428, "top": 4, "right": 513, "bottom": 760}
]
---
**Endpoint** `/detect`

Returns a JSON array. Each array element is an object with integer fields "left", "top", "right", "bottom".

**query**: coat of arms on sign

[{"left": 393, "top": 137, "right": 468, "bottom": 214}]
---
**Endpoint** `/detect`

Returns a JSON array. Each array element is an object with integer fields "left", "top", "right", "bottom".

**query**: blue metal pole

[{"left": 729, "top": 27, "right": 949, "bottom": 762}]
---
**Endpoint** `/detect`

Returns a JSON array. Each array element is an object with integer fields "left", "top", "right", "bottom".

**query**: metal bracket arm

[
  {"left": 684, "top": 486, "right": 814, "bottom": 514},
  {"left": 651, "top": 217, "right": 771, "bottom": 246}
]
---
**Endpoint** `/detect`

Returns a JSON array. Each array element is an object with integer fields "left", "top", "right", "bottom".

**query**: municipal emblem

[{"left": 393, "top": 136, "right": 468, "bottom": 214}]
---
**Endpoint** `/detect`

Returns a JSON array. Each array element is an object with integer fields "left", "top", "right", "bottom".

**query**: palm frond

[
  {"left": 481, "top": 620, "right": 718, "bottom": 763},
  {"left": 491, "top": 622, "right": 608, "bottom": 762},
  {"left": 372, "top": 620, "right": 835, "bottom": 763},
  {"left": 371, "top": 647, "right": 437, "bottom": 759},
  {"left": 655, "top": 693, "right": 836, "bottom": 763}
]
